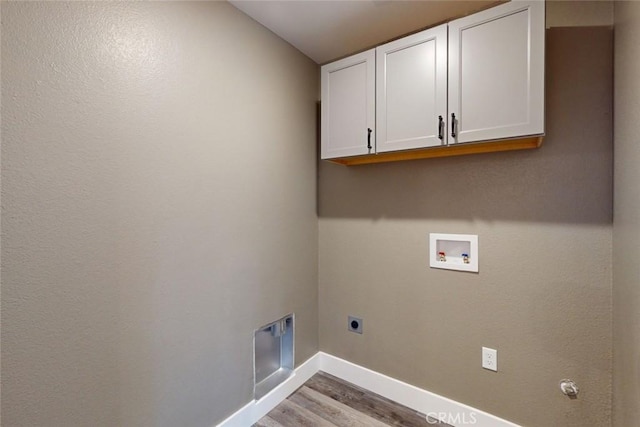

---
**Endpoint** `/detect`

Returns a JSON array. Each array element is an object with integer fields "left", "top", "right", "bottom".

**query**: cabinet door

[
  {"left": 376, "top": 24, "right": 448, "bottom": 152},
  {"left": 448, "top": 0, "right": 544, "bottom": 144},
  {"left": 321, "top": 50, "right": 375, "bottom": 159}
]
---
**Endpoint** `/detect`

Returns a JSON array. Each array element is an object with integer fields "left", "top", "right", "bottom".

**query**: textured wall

[
  {"left": 318, "top": 27, "right": 613, "bottom": 427},
  {"left": 1, "top": 2, "right": 318, "bottom": 426},
  {"left": 546, "top": 0, "right": 613, "bottom": 28},
  {"left": 613, "top": 2, "right": 640, "bottom": 426}
]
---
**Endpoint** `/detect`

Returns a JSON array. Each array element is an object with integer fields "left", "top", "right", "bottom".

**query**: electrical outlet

[
  {"left": 348, "top": 316, "right": 363, "bottom": 334},
  {"left": 482, "top": 347, "right": 497, "bottom": 371}
]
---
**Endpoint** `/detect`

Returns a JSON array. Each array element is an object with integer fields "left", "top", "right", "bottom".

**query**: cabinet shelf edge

[{"left": 325, "top": 136, "right": 543, "bottom": 166}]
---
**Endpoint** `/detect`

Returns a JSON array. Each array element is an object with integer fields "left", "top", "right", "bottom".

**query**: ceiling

[{"left": 229, "top": 0, "right": 501, "bottom": 64}]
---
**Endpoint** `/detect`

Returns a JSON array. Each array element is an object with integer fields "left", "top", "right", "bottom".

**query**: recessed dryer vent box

[
  {"left": 254, "top": 313, "right": 294, "bottom": 401},
  {"left": 429, "top": 233, "right": 479, "bottom": 272}
]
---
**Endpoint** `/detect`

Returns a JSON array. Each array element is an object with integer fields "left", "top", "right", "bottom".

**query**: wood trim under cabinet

[{"left": 326, "top": 136, "right": 543, "bottom": 166}]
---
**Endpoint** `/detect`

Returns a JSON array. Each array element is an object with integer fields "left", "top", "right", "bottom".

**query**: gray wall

[
  {"left": 1, "top": 2, "right": 318, "bottom": 426},
  {"left": 546, "top": 0, "right": 613, "bottom": 28},
  {"left": 613, "top": 2, "right": 640, "bottom": 426},
  {"left": 318, "top": 27, "right": 613, "bottom": 427}
]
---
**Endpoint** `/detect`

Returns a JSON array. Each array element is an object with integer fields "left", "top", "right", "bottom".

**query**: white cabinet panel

[
  {"left": 321, "top": 50, "right": 375, "bottom": 159},
  {"left": 376, "top": 25, "right": 448, "bottom": 152},
  {"left": 320, "top": 1, "right": 545, "bottom": 164},
  {"left": 448, "top": 0, "right": 545, "bottom": 144}
]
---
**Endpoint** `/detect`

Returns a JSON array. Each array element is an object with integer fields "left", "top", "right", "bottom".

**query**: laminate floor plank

[
  {"left": 289, "top": 385, "right": 390, "bottom": 427},
  {"left": 305, "top": 372, "right": 450, "bottom": 427},
  {"left": 256, "top": 371, "right": 455, "bottom": 426},
  {"left": 253, "top": 415, "right": 285, "bottom": 427},
  {"left": 267, "top": 398, "right": 336, "bottom": 427}
]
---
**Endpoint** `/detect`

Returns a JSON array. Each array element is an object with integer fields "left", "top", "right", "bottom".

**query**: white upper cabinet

[
  {"left": 376, "top": 24, "right": 448, "bottom": 152},
  {"left": 321, "top": 50, "right": 375, "bottom": 159},
  {"left": 448, "top": 0, "right": 545, "bottom": 144},
  {"left": 320, "top": 0, "right": 545, "bottom": 164}
]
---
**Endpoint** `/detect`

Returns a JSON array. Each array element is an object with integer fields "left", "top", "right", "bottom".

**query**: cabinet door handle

[
  {"left": 367, "top": 128, "right": 372, "bottom": 150},
  {"left": 438, "top": 116, "right": 444, "bottom": 141},
  {"left": 451, "top": 113, "right": 457, "bottom": 138}
]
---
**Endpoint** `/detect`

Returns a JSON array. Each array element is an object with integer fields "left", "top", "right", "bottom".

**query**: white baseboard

[
  {"left": 318, "top": 352, "right": 521, "bottom": 427},
  {"left": 216, "top": 353, "right": 320, "bottom": 427},
  {"left": 216, "top": 351, "right": 520, "bottom": 427}
]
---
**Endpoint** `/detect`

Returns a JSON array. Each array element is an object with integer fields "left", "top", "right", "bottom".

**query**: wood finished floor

[{"left": 254, "top": 371, "right": 452, "bottom": 427}]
